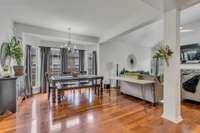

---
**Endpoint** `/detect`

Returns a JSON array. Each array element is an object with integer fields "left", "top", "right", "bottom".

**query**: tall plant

[
  {"left": 3, "top": 37, "right": 23, "bottom": 66},
  {"left": 153, "top": 45, "right": 173, "bottom": 66}
]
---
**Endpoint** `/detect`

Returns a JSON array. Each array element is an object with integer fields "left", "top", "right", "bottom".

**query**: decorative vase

[
  {"left": 155, "top": 57, "right": 159, "bottom": 76},
  {"left": 2, "top": 65, "right": 10, "bottom": 78},
  {"left": 13, "top": 66, "right": 24, "bottom": 76}
]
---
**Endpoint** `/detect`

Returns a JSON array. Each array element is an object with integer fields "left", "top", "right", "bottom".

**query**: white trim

[{"left": 162, "top": 113, "right": 183, "bottom": 124}]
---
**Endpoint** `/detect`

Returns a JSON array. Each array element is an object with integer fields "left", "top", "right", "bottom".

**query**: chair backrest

[
  {"left": 80, "top": 71, "right": 87, "bottom": 75},
  {"left": 62, "top": 71, "right": 71, "bottom": 75},
  {"left": 45, "top": 72, "right": 50, "bottom": 85}
]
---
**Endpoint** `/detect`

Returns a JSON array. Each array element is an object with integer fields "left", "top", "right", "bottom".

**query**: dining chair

[{"left": 45, "top": 72, "right": 56, "bottom": 100}]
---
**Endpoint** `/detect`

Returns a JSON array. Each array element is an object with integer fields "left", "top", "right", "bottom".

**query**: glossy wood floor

[{"left": 1, "top": 89, "right": 200, "bottom": 133}]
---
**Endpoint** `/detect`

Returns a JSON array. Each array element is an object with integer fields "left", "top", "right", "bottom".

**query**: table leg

[
  {"left": 151, "top": 84, "right": 156, "bottom": 106},
  {"left": 92, "top": 80, "right": 95, "bottom": 95},
  {"left": 116, "top": 80, "right": 120, "bottom": 96},
  {"left": 141, "top": 84, "right": 147, "bottom": 113},
  {"left": 109, "top": 85, "right": 111, "bottom": 97},
  {"left": 52, "top": 88, "right": 56, "bottom": 103},
  {"left": 57, "top": 89, "right": 62, "bottom": 103},
  {"left": 52, "top": 82, "right": 56, "bottom": 103},
  {"left": 48, "top": 86, "right": 50, "bottom": 100},
  {"left": 95, "top": 79, "right": 97, "bottom": 95},
  {"left": 94, "top": 85, "right": 96, "bottom": 95},
  {"left": 100, "top": 78, "right": 103, "bottom": 95}
]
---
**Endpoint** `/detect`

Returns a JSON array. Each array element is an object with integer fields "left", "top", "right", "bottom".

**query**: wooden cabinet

[
  {"left": 0, "top": 76, "right": 25, "bottom": 115},
  {"left": 0, "top": 77, "right": 17, "bottom": 114}
]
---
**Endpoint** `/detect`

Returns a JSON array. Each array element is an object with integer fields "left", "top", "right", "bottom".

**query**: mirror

[{"left": 127, "top": 54, "right": 136, "bottom": 69}]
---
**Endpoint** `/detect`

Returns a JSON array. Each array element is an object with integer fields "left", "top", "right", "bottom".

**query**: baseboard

[{"left": 161, "top": 113, "right": 183, "bottom": 124}]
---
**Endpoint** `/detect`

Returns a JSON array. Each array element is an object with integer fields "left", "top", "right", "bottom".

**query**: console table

[{"left": 110, "top": 76, "right": 156, "bottom": 103}]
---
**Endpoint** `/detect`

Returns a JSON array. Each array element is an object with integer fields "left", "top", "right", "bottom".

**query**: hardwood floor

[{"left": 1, "top": 89, "right": 200, "bottom": 133}]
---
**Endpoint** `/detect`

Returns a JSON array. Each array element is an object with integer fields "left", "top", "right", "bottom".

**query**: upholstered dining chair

[{"left": 45, "top": 72, "right": 57, "bottom": 100}]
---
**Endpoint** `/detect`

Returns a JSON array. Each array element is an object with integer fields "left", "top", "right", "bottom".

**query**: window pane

[
  {"left": 30, "top": 46, "right": 40, "bottom": 94},
  {"left": 31, "top": 47, "right": 37, "bottom": 86},
  {"left": 88, "top": 52, "right": 93, "bottom": 75},
  {"left": 50, "top": 48, "right": 61, "bottom": 75},
  {"left": 67, "top": 50, "right": 79, "bottom": 72}
]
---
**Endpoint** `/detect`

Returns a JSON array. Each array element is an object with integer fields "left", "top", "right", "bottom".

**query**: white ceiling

[
  {"left": 109, "top": 20, "right": 163, "bottom": 48},
  {"left": 103, "top": 2, "right": 200, "bottom": 47},
  {"left": 181, "top": 3, "right": 200, "bottom": 25},
  {"left": 0, "top": 0, "right": 162, "bottom": 40},
  {"left": 0, "top": 0, "right": 200, "bottom": 43}
]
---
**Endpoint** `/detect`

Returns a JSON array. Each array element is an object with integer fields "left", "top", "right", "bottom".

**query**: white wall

[
  {"left": 100, "top": 40, "right": 151, "bottom": 81},
  {"left": 0, "top": 15, "right": 13, "bottom": 73},
  {"left": 99, "top": 21, "right": 163, "bottom": 81},
  {"left": 22, "top": 33, "right": 98, "bottom": 51},
  {"left": 14, "top": 22, "right": 99, "bottom": 44},
  {"left": 0, "top": 16, "right": 13, "bottom": 48}
]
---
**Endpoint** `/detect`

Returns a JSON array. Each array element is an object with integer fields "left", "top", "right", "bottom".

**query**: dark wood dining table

[{"left": 49, "top": 75, "right": 104, "bottom": 102}]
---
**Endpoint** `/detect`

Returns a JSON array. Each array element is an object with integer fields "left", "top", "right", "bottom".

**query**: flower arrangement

[{"left": 153, "top": 45, "right": 173, "bottom": 66}]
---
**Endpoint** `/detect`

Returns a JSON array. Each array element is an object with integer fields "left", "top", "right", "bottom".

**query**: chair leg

[
  {"left": 61, "top": 90, "right": 64, "bottom": 99},
  {"left": 99, "top": 87, "right": 100, "bottom": 96},
  {"left": 95, "top": 87, "right": 97, "bottom": 94},
  {"left": 48, "top": 88, "right": 50, "bottom": 100},
  {"left": 52, "top": 89, "right": 56, "bottom": 103},
  {"left": 97, "top": 87, "right": 99, "bottom": 96},
  {"left": 57, "top": 90, "right": 62, "bottom": 103}
]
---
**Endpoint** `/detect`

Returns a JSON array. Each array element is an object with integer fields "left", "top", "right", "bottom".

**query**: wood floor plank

[{"left": 0, "top": 89, "right": 200, "bottom": 133}]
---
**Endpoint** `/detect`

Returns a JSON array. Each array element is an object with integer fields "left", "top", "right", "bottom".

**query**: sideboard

[{"left": 0, "top": 76, "right": 25, "bottom": 115}]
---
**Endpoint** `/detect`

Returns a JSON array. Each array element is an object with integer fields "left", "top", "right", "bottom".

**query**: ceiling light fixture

[
  {"left": 65, "top": 27, "right": 77, "bottom": 54},
  {"left": 180, "top": 26, "right": 193, "bottom": 33},
  {"left": 180, "top": 29, "right": 193, "bottom": 33}
]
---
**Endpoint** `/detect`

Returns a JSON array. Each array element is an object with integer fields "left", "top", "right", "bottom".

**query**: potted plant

[
  {"left": 153, "top": 45, "right": 173, "bottom": 66},
  {"left": 3, "top": 37, "right": 23, "bottom": 76},
  {"left": 153, "top": 44, "right": 173, "bottom": 83}
]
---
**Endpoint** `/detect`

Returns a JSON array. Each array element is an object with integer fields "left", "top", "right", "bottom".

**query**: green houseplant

[
  {"left": 3, "top": 37, "right": 23, "bottom": 76},
  {"left": 153, "top": 45, "right": 173, "bottom": 66},
  {"left": 153, "top": 44, "right": 173, "bottom": 83}
]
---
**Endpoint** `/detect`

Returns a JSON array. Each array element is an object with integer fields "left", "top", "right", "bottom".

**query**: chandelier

[{"left": 65, "top": 27, "right": 77, "bottom": 54}]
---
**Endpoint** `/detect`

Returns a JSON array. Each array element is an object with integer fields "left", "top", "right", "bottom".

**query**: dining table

[{"left": 49, "top": 75, "right": 104, "bottom": 102}]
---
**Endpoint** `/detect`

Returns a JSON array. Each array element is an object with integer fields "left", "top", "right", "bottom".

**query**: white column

[{"left": 162, "top": 8, "right": 183, "bottom": 123}]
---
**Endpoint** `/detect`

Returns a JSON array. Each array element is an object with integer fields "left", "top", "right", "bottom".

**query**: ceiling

[
  {"left": 104, "top": 2, "right": 200, "bottom": 47},
  {"left": 181, "top": 2, "right": 200, "bottom": 26},
  {"left": 0, "top": 0, "right": 162, "bottom": 41},
  {"left": 115, "top": 20, "right": 163, "bottom": 48},
  {"left": 0, "top": 0, "right": 200, "bottom": 43}
]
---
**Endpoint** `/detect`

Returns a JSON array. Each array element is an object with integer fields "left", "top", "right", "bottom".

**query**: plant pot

[
  {"left": 13, "top": 66, "right": 24, "bottom": 76},
  {"left": 72, "top": 71, "right": 79, "bottom": 77}
]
